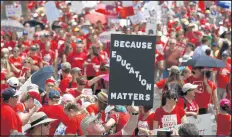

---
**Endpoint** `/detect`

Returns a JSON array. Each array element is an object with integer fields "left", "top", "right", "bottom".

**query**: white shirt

[{"left": 192, "top": 44, "right": 209, "bottom": 58}]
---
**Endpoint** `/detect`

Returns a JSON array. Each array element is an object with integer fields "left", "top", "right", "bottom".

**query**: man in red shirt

[
  {"left": 59, "top": 62, "right": 72, "bottom": 93},
  {"left": 27, "top": 45, "right": 43, "bottom": 71},
  {"left": 64, "top": 103, "right": 87, "bottom": 136},
  {"left": 8, "top": 47, "right": 23, "bottom": 77},
  {"left": 40, "top": 42, "right": 55, "bottom": 66},
  {"left": 69, "top": 39, "right": 87, "bottom": 70},
  {"left": 1, "top": 88, "right": 22, "bottom": 135},
  {"left": 185, "top": 67, "right": 218, "bottom": 114},
  {"left": 213, "top": 51, "right": 231, "bottom": 102},
  {"left": 39, "top": 90, "right": 70, "bottom": 136}
]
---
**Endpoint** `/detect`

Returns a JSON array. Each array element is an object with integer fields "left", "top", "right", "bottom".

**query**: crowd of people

[{"left": 1, "top": 1, "right": 231, "bottom": 136}]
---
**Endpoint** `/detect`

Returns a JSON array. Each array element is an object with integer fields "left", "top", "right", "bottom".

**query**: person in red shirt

[
  {"left": 58, "top": 62, "right": 72, "bottom": 93},
  {"left": 41, "top": 78, "right": 56, "bottom": 105},
  {"left": 64, "top": 103, "right": 87, "bottom": 136},
  {"left": 177, "top": 83, "right": 199, "bottom": 117},
  {"left": 8, "top": 47, "right": 23, "bottom": 77},
  {"left": 39, "top": 90, "right": 70, "bottom": 136},
  {"left": 40, "top": 42, "right": 55, "bottom": 66},
  {"left": 67, "top": 78, "right": 86, "bottom": 98},
  {"left": 31, "top": 33, "right": 40, "bottom": 45},
  {"left": 137, "top": 105, "right": 155, "bottom": 136},
  {"left": 216, "top": 99, "right": 231, "bottom": 136},
  {"left": 27, "top": 45, "right": 43, "bottom": 71},
  {"left": 153, "top": 89, "right": 186, "bottom": 129},
  {"left": 213, "top": 51, "right": 231, "bottom": 102},
  {"left": 69, "top": 39, "right": 87, "bottom": 70},
  {"left": 185, "top": 67, "right": 218, "bottom": 114},
  {"left": 1, "top": 88, "right": 22, "bottom": 136},
  {"left": 22, "top": 31, "right": 31, "bottom": 48}
]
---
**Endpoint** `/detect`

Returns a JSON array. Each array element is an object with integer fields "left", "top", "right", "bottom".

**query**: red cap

[
  {"left": 77, "top": 99, "right": 82, "bottom": 106},
  {"left": 200, "top": 19, "right": 206, "bottom": 25},
  {"left": 34, "top": 33, "right": 38, "bottom": 37},
  {"left": 220, "top": 99, "right": 231, "bottom": 108},
  {"left": 194, "top": 31, "right": 202, "bottom": 36},
  {"left": 204, "top": 26, "right": 210, "bottom": 30},
  {"left": 46, "top": 78, "right": 55, "bottom": 84},
  {"left": 28, "top": 91, "right": 42, "bottom": 104}
]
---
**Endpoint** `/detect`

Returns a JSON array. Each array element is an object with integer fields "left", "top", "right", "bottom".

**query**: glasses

[{"left": 43, "top": 122, "right": 50, "bottom": 127}]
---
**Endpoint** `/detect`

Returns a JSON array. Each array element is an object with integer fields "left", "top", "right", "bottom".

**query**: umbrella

[
  {"left": 99, "top": 31, "right": 123, "bottom": 43},
  {"left": 183, "top": 55, "right": 226, "bottom": 68},
  {"left": 23, "top": 20, "right": 45, "bottom": 30},
  {"left": 85, "top": 12, "right": 107, "bottom": 24},
  {"left": 1, "top": 19, "right": 25, "bottom": 32},
  {"left": 31, "top": 66, "right": 54, "bottom": 92},
  {"left": 217, "top": 1, "right": 231, "bottom": 9}
]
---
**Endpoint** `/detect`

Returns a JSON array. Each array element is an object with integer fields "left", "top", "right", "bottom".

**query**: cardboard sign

[
  {"left": 44, "top": 1, "right": 59, "bottom": 23},
  {"left": 109, "top": 34, "right": 156, "bottom": 106},
  {"left": 155, "top": 114, "right": 213, "bottom": 135},
  {"left": 70, "top": 1, "right": 83, "bottom": 14},
  {"left": 5, "top": 4, "right": 22, "bottom": 18}
]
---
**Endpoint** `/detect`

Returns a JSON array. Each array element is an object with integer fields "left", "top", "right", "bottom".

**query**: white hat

[
  {"left": 24, "top": 112, "right": 56, "bottom": 132},
  {"left": 182, "top": 83, "right": 198, "bottom": 93},
  {"left": 156, "top": 31, "right": 162, "bottom": 36},
  {"left": 61, "top": 94, "right": 75, "bottom": 103},
  {"left": 7, "top": 77, "right": 19, "bottom": 88},
  {"left": 179, "top": 55, "right": 192, "bottom": 63},
  {"left": 33, "top": 13, "right": 39, "bottom": 18}
]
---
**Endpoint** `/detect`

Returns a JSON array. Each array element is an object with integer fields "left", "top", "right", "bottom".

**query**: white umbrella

[
  {"left": 1, "top": 19, "right": 25, "bottom": 32},
  {"left": 99, "top": 31, "right": 123, "bottom": 43}
]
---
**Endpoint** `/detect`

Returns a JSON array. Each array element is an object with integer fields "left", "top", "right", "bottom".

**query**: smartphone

[{"left": 34, "top": 99, "right": 42, "bottom": 107}]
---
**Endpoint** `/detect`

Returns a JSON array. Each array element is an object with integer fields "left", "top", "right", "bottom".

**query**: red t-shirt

[
  {"left": 14, "top": 103, "right": 28, "bottom": 113},
  {"left": 86, "top": 56, "right": 105, "bottom": 77},
  {"left": 109, "top": 112, "right": 130, "bottom": 132},
  {"left": 41, "top": 49, "right": 55, "bottom": 65},
  {"left": 65, "top": 113, "right": 87, "bottom": 136},
  {"left": 70, "top": 52, "right": 87, "bottom": 70},
  {"left": 28, "top": 53, "right": 43, "bottom": 67},
  {"left": 86, "top": 104, "right": 98, "bottom": 115},
  {"left": 8, "top": 56, "right": 22, "bottom": 77},
  {"left": 137, "top": 112, "right": 155, "bottom": 135},
  {"left": 185, "top": 76, "right": 216, "bottom": 109},
  {"left": 177, "top": 98, "right": 198, "bottom": 113},
  {"left": 156, "top": 79, "right": 167, "bottom": 89},
  {"left": 216, "top": 113, "right": 231, "bottom": 136},
  {"left": 59, "top": 75, "right": 72, "bottom": 93},
  {"left": 68, "top": 89, "right": 82, "bottom": 98},
  {"left": 1, "top": 83, "right": 8, "bottom": 92},
  {"left": 156, "top": 41, "right": 166, "bottom": 62},
  {"left": 176, "top": 42, "right": 186, "bottom": 56},
  {"left": 154, "top": 106, "right": 186, "bottom": 128},
  {"left": 1, "top": 103, "right": 23, "bottom": 135},
  {"left": 38, "top": 105, "right": 70, "bottom": 136},
  {"left": 215, "top": 63, "right": 231, "bottom": 89}
]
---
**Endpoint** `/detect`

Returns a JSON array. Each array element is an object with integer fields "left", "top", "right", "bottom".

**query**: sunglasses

[{"left": 43, "top": 122, "right": 50, "bottom": 127}]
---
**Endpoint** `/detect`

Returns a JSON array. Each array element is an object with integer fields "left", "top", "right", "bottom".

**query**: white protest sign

[
  {"left": 70, "top": 1, "right": 83, "bottom": 14},
  {"left": 122, "top": 1, "right": 134, "bottom": 7},
  {"left": 25, "top": 27, "right": 35, "bottom": 40},
  {"left": 101, "top": 1, "right": 115, "bottom": 6},
  {"left": 146, "top": 23, "right": 157, "bottom": 35},
  {"left": 120, "top": 19, "right": 130, "bottom": 27},
  {"left": 44, "top": 1, "right": 59, "bottom": 23},
  {"left": 5, "top": 4, "right": 22, "bottom": 18},
  {"left": 155, "top": 114, "right": 213, "bottom": 135},
  {"left": 129, "top": 14, "right": 142, "bottom": 25},
  {"left": 139, "top": 10, "right": 151, "bottom": 21},
  {"left": 176, "top": 1, "right": 184, "bottom": 7},
  {"left": 82, "top": 1, "right": 98, "bottom": 8}
]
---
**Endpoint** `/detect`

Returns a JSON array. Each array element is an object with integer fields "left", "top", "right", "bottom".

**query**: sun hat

[
  {"left": 71, "top": 67, "right": 82, "bottom": 74},
  {"left": 167, "top": 66, "right": 180, "bottom": 74},
  {"left": 7, "top": 77, "right": 20, "bottom": 88},
  {"left": 94, "top": 91, "right": 108, "bottom": 104},
  {"left": 81, "top": 114, "right": 99, "bottom": 134},
  {"left": 1, "top": 88, "right": 21, "bottom": 101},
  {"left": 182, "top": 83, "right": 198, "bottom": 93},
  {"left": 24, "top": 112, "right": 56, "bottom": 132},
  {"left": 179, "top": 55, "right": 192, "bottom": 63}
]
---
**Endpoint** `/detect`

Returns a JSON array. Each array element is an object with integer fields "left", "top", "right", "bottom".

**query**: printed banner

[
  {"left": 109, "top": 34, "right": 156, "bottom": 106},
  {"left": 5, "top": 4, "right": 22, "bottom": 18},
  {"left": 44, "top": 1, "right": 59, "bottom": 23}
]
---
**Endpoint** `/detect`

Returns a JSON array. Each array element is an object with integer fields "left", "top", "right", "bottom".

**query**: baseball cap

[
  {"left": 71, "top": 67, "right": 82, "bottom": 74},
  {"left": 61, "top": 62, "right": 71, "bottom": 70},
  {"left": 81, "top": 114, "right": 99, "bottom": 134},
  {"left": 182, "top": 83, "right": 198, "bottom": 93},
  {"left": 220, "top": 99, "right": 231, "bottom": 108},
  {"left": 1, "top": 88, "right": 20, "bottom": 100},
  {"left": 167, "top": 66, "right": 180, "bottom": 74},
  {"left": 7, "top": 77, "right": 19, "bottom": 88},
  {"left": 48, "top": 90, "right": 60, "bottom": 99},
  {"left": 222, "top": 51, "right": 229, "bottom": 57},
  {"left": 30, "top": 45, "right": 37, "bottom": 51}
]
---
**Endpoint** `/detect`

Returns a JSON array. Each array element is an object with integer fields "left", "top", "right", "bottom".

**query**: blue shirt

[{"left": 192, "top": 44, "right": 209, "bottom": 58}]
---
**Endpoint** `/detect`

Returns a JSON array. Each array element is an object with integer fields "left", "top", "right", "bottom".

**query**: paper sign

[
  {"left": 82, "top": 1, "right": 98, "bottom": 8},
  {"left": 70, "top": 1, "right": 83, "bottom": 14},
  {"left": 5, "top": 4, "right": 22, "bottom": 18},
  {"left": 129, "top": 13, "right": 144, "bottom": 25},
  {"left": 25, "top": 27, "right": 35, "bottom": 40},
  {"left": 44, "top": 1, "right": 59, "bottom": 23},
  {"left": 122, "top": 1, "right": 134, "bottom": 7},
  {"left": 176, "top": 1, "right": 184, "bottom": 7},
  {"left": 146, "top": 23, "right": 157, "bottom": 35},
  {"left": 109, "top": 34, "right": 156, "bottom": 106},
  {"left": 101, "top": 1, "right": 116, "bottom": 6},
  {"left": 155, "top": 114, "right": 213, "bottom": 135},
  {"left": 82, "top": 88, "right": 93, "bottom": 95},
  {"left": 16, "top": 32, "right": 23, "bottom": 38}
]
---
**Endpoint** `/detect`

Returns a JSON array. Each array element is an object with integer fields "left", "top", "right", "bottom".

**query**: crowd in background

[{"left": 1, "top": 1, "right": 231, "bottom": 136}]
